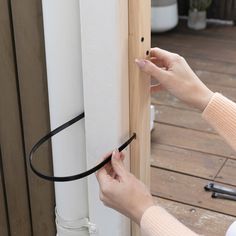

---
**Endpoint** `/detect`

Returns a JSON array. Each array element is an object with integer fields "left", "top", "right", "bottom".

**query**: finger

[
  {"left": 96, "top": 151, "right": 114, "bottom": 171},
  {"left": 150, "top": 47, "right": 174, "bottom": 65},
  {"left": 96, "top": 166, "right": 111, "bottom": 186},
  {"left": 110, "top": 169, "right": 116, "bottom": 179},
  {"left": 95, "top": 154, "right": 112, "bottom": 183},
  {"left": 135, "top": 59, "right": 168, "bottom": 83},
  {"left": 150, "top": 84, "right": 165, "bottom": 93},
  {"left": 111, "top": 150, "right": 127, "bottom": 177},
  {"left": 120, "top": 152, "right": 125, "bottom": 162},
  {"left": 150, "top": 57, "right": 165, "bottom": 68},
  {"left": 95, "top": 152, "right": 112, "bottom": 166}
]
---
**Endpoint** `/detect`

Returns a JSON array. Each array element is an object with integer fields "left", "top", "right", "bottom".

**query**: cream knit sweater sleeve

[
  {"left": 202, "top": 93, "right": 236, "bottom": 151},
  {"left": 140, "top": 93, "right": 236, "bottom": 236}
]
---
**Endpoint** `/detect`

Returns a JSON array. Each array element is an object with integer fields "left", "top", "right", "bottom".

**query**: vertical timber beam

[{"left": 128, "top": 0, "right": 151, "bottom": 235}]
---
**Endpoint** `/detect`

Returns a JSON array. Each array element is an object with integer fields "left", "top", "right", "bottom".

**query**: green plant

[{"left": 189, "top": 0, "right": 212, "bottom": 11}]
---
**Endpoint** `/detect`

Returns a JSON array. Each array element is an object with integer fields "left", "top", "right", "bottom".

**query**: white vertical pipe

[{"left": 42, "top": 1, "right": 89, "bottom": 235}]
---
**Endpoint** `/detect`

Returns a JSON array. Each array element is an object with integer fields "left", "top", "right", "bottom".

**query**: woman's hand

[
  {"left": 96, "top": 150, "right": 154, "bottom": 225},
  {"left": 135, "top": 47, "right": 214, "bottom": 111}
]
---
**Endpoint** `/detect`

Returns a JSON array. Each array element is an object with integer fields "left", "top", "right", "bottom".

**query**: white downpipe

[{"left": 42, "top": 1, "right": 91, "bottom": 235}]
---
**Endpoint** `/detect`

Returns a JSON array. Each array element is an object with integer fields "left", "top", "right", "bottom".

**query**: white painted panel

[{"left": 80, "top": 1, "right": 130, "bottom": 235}]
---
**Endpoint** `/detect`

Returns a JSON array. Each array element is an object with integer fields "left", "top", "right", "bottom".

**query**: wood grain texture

[
  {"left": 195, "top": 70, "right": 236, "bottom": 88},
  {"left": 155, "top": 197, "right": 236, "bottom": 236},
  {"left": 10, "top": 0, "right": 56, "bottom": 234},
  {"left": 152, "top": 35, "right": 236, "bottom": 76},
  {"left": 215, "top": 159, "right": 236, "bottom": 186},
  {"left": 154, "top": 105, "right": 215, "bottom": 133},
  {"left": 152, "top": 123, "right": 236, "bottom": 159},
  {"left": 155, "top": 33, "right": 236, "bottom": 64},
  {"left": 0, "top": 0, "right": 32, "bottom": 234},
  {"left": 152, "top": 83, "right": 236, "bottom": 113},
  {"left": 0, "top": 184, "right": 8, "bottom": 236},
  {"left": 151, "top": 168, "right": 236, "bottom": 216},
  {"left": 151, "top": 144, "right": 225, "bottom": 179},
  {"left": 0, "top": 149, "right": 9, "bottom": 236},
  {"left": 152, "top": 91, "right": 197, "bottom": 111},
  {"left": 184, "top": 57, "right": 236, "bottom": 76},
  {"left": 128, "top": 0, "right": 151, "bottom": 235}
]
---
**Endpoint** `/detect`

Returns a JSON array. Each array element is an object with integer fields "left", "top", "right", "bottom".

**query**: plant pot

[
  {"left": 188, "top": 10, "right": 207, "bottom": 30},
  {"left": 151, "top": 0, "right": 178, "bottom": 33}
]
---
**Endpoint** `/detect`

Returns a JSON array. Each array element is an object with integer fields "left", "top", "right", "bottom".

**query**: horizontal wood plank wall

[
  {"left": 0, "top": 0, "right": 32, "bottom": 234},
  {"left": 129, "top": 0, "right": 151, "bottom": 235},
  {"left": 0, "top": 148, "right": 9, "bottom": 236},
  {"left": 10, "top": 0, "right": 56, "bottom": 234}
]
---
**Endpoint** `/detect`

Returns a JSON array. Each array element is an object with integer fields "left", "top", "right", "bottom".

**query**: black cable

[{"left": 29, "top": 113, "right": 136, "bottom": 182}]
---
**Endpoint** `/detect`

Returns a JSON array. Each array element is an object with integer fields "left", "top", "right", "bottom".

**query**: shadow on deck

[{"left": 151, "top": 20, "right": 236, "bottom": 236}]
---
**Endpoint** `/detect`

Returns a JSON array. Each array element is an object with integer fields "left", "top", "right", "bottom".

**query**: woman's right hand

[{"left": 135, "top": 48, "right": 214, "bottom": 112}]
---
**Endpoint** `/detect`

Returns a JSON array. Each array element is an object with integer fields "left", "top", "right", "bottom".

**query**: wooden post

[{"left": 128, "top": 0, "right": 151, "bottom": 235}]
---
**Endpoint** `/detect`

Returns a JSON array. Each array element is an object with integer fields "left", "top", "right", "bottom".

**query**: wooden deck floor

[{"left": 151, "top": 20, "right": 236, "bottom": 236}]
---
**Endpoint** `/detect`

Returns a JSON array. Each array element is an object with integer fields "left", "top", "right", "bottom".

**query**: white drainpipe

[{"left": 42, "top": 1, "right": 94, "bottom": 235}]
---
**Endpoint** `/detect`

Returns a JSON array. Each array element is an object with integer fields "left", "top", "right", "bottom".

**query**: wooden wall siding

[
  {"left": 9, "top": 0, "right": 56, "bottom": 235},
  {"left": 0, "top": 0, "right": 32, "bottom": 234},
  {"left": 178, "top": 0, "right": 236, "bottom": 21},
  {"left": 0, "top": 148, "right": 9, "bottom": 236},
  {"left": 0, "top": 0, "right": 56, "bottom": 234}
]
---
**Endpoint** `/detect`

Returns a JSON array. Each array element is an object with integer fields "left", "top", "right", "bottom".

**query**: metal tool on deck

[{"left": 204, "top": 183, "right": 236, "bottom": 201}]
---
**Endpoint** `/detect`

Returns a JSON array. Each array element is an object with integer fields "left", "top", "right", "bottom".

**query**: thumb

[
  {"left": 111, "top": 150, "right": 126, "bottom": 177},
  {"left": 135, "top": 59, "right": 168, "bottom": 83}
]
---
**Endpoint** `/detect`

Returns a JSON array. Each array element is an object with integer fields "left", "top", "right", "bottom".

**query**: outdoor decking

[{"left": 151, "top": 20, "right": 236, "bottom": 236}]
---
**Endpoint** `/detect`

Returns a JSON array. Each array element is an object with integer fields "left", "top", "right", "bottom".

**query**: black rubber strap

[{"left": 29, "top": 113, "right": 136, "bottom": 182}]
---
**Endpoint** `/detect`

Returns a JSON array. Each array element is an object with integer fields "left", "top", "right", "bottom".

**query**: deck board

[
  {"left": 151, "top": 144, "right": 225, "bottom": 179},
  {"left": 156, "top": 34, "right": 236, "bottom": 64},
  {"left": 155, "top": 105, "right": 214, "bottom": 133},
  {"left": 151, "top": 168, "right": 236, "bottom": 216},
  {"left": 152, "top": 123, "right": 236, "bottom": 159},
  {"left": 151, "top": 20, "right": 236, "bottom": 235},
  {"left": 155, "top": 197, "right": 235, "bottom": 236}
]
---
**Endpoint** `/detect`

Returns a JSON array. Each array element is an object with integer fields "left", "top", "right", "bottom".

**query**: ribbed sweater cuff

[
  {"left": 202, "top": 93, "right": 236, "bottom": 151},
  {"left": 140, "top": 205, "right": 199, "bottom": 236}
]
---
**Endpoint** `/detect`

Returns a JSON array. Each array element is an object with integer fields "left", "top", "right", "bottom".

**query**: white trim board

[{"left": 80, "top": 1, "right": 131, "bottom": 235}]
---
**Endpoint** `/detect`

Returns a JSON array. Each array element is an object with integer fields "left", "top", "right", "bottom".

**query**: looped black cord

[{"left": 29, "top": 112, "right": 136, "bottom": 182}]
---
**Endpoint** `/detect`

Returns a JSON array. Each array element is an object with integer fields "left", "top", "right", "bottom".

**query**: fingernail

[
  {"left": 112, "top": 150, "right": 116, "bottom": 157},
  {"left": 135, "top": 59, "right": 146, "bottom": 68}
]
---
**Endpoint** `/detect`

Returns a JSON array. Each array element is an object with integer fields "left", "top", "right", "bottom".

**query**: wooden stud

[{"left": 128, "top": 0, "right": 151, "bottom": 235}]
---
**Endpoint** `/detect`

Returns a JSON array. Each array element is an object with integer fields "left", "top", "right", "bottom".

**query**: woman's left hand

[{"left": 96, "top": 150, "right": 154, "bottom": 225}]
